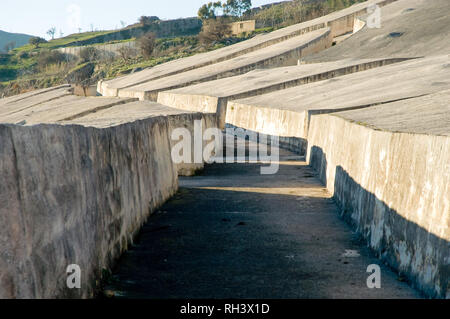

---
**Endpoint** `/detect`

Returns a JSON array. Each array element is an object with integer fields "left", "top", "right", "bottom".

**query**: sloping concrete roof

[
  {"left": 0, "top": 85, "right": 71, "bottom": 105},
  {"left": 160, "top": 57, "right": 409, "bottom": 99},
  {"left": 333, "top": 90, "right": 450, "bottom": 136},
  {"left": 0, "top": 94, "right": 136, "bottom": 125},
  {"left": 64, "top": 101, "right": 199, "bottom": 128},
  {"left": 100, "top": 0, "right": 394, "bottom": 95},
  {"left": 229, "top": 55, "right": 450, "bottom": 115},
  {"left": 0, "top": 86, "right": 73, "bottom": 117},
  {"left": 118, "top": 28, "right": 331, "bottom": 99},
  {"left": 0, "top": 88, "right": 198, "bottom": 128},
  {"left": 305, "top": 0, "right": 450, "bottom": 61}
]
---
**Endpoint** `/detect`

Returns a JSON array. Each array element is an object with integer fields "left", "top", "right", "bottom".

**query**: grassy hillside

[
  {"left": 0, "top": 30, "right": 34, "bottom": 53},
  {"left": 0, "top": 32, "right": 253, "bottom": 97},
  {"left": 0, "top": 15, "right": 207, "bottom": 97}
]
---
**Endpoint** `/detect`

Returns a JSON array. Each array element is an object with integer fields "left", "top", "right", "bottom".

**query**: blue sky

[{"left": 0, "top": 0, "right": 276, "bottom": 38}]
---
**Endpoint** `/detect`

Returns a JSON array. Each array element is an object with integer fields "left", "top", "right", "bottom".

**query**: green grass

[
  {"left": 0, "top": 17, "right": 269, "bottom": 96},
  {"left": 13, "top": 30, "right": 115, "bottom": 53},
  {"left": 102, "top": 49, "right": 239, "bottom": 80}
]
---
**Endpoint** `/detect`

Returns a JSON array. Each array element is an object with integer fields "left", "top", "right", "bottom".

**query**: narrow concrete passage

[{"left": 103, "top": 143, "right": 420, "bottom": 299}]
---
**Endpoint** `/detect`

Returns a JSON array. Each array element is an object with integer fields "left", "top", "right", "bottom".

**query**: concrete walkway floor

[{"left": 102, "top": 143, "right": 420, "bottom": 299}]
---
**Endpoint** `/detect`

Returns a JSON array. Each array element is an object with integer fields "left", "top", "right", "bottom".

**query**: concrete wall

[
  {"left": 0, "top": 118, "right": 179, "bottom": 298},
  {"left": 167, "top": 112, "right": 218, "bottom": 176},
  {"left": 158, "top": 94, "right": 228, "bottom": 129},
  {"left": 68, "top": 18, "right": 201, "bottom": 48},
  {"left": 226, "top": 103, "right": 310, "bottom": 153},
  {"left": 306, "top": 114, "right": 449, "bottom": 298},
  {"left": 327, "top": 0, "right": 398, "bottom": 38},
  {"left": 328, "top": 8, "right": 366, "bottom": 38},
  {"left": 353, "top": 17, "right": 366, "bottom": 34},
  {"left": 58, "top": 41, "right": 137, "bottom": 59},
  {"left": 72, "top": 85, "right": 99, "bottom": 97}
]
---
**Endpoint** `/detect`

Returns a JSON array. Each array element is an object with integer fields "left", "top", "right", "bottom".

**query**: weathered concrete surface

[
  {"left": 306, "top": 91, "right": 450, "bottom": 298},
  {"left": 98, "top": 0, "right": 395, "bottom": 97},
  {"left": 0, "top": 95, "right": 136, "bottom": 125},
  {"left": 305, "top": 0, "right": 450, "bottom": 62},
  {"left": 102, "top": 140, "right": 419, "bottom": 298},
  {"left": 0, "top": 118, "right": 178, "bottom": 298},
  {"left": 158, "top": 57, "right": 410, "bottom": 128},
  {"left": 0, "top": 86, "right": 74, "bottom": 118},
  {"left": 0, "top": 85, "right": 71, "bottom": 106},
  {"left": 0, "top": 88, "right": 218, "bottom": 176},
  {"left": 328, "top": 91, "right": 450, "bottom": 136},
  {"left": 117, "top": 28, "right": 333, "bottom": 101},
  {"left": 226, "top": 55, "right": 450, "bottom": 154},
  {"left": 64, "top": 101, "right": 218, "bottom": 176},
  {"left": 0, "top": 88, "right": 220, "bottom": 298}
]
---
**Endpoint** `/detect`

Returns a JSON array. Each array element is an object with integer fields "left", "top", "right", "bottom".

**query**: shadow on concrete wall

[
  {"left": 308, "top": 145, "right": 449, "bottom": 298},
  {"left": 224, "top": 124, "right": 308, "bottom": 156}
]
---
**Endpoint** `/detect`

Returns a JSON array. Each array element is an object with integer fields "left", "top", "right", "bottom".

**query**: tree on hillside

[
  {"left": 223, "top": 0, "right": 252, "bottom": 18},
  {"left": 29, "top": 37, "right": 47, "bottom": 48},
  {"left": 199, "top": 1, "right": 252, "bottom": 20},
  {"left": 47, "top": 27, "right": 56, "bottom": 40},
  {"left": 198, "top": 1, "right": 223, "bottom": 20}
]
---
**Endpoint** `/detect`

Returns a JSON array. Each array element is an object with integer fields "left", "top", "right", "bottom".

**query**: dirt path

[{"left": 103, "top": 143, "right": 419, "bottom": 299}]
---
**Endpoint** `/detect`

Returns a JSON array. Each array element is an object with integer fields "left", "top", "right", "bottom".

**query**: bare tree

[
  {"left": 47, "top": 27, "right": 56, "bottom": 40},
  {"left": 117, "top": 46, "right": 138, "bottom": 61},
  {"left": 137, "top": 32, "right": 156, "bottom": 58}
]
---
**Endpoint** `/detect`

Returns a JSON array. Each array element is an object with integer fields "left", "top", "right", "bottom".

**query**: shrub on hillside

[
  {"left": 37, "top": 50, "right": 67, "bottom": 70},
  {"left": 117, "top": 46, "right": 138, "bottom": 61},
  {"left": 18, "top": 51, "right": 29, "bottom": 59},
  {"left": 139, "top": 16, "right": 160, "bottom": 26},
  {"left": 137, "top": 32, "right": 156, "bottom": 59},
  {"left": 79, "top": 47, "right": 100, "bottom": 62},
  {"left": 66, "top": 62, "right": 95, "bottom": 85}
]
